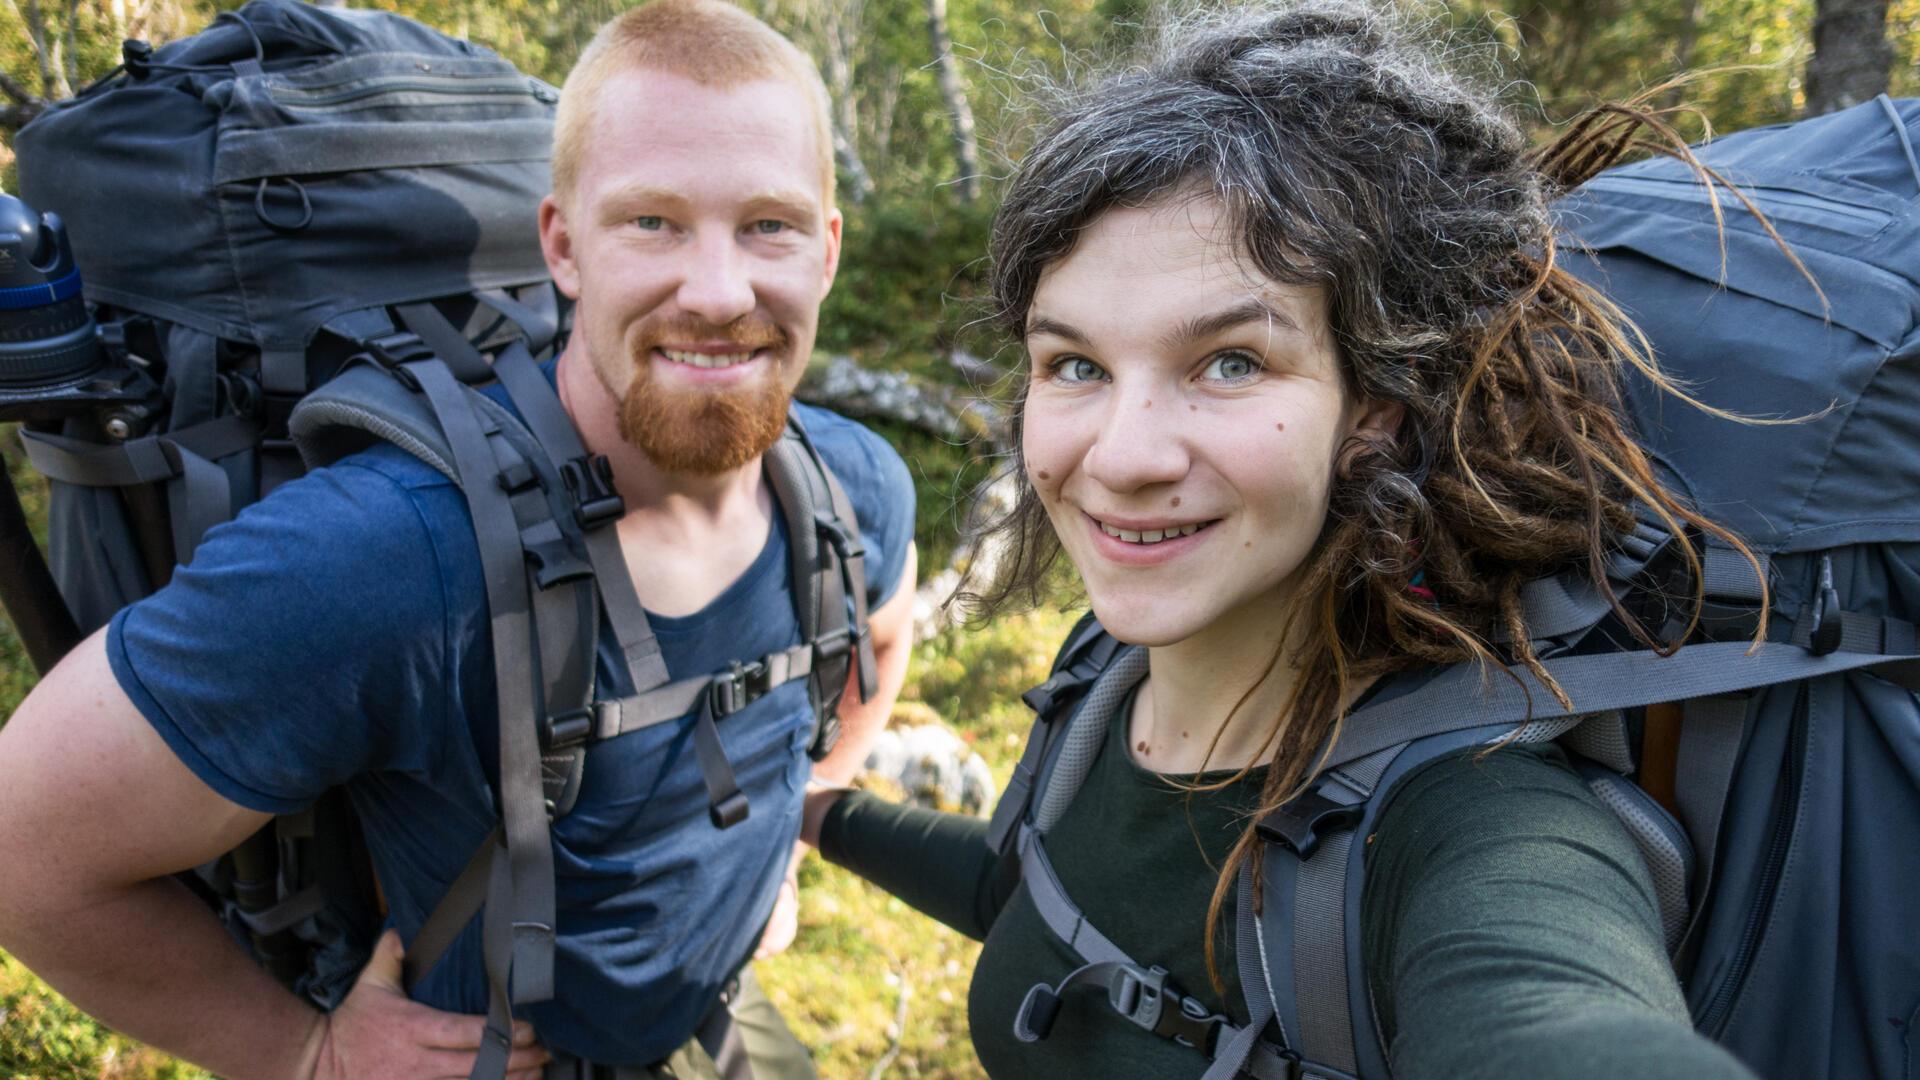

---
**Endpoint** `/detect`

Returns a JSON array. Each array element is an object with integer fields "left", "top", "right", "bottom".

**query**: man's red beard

[{"left": 617, "top": 316, "right": 794, "bottom": 475}]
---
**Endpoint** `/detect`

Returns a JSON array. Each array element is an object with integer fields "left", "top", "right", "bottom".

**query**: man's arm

[
  {"left": 755, "top": 544, "right": 916, "bottom": 959},
  {"left": 0, "top": 631, "right": 545, "bottom": 1080},
  {"left": 814, "top": 541, "right": 916, "bottom": 787}
]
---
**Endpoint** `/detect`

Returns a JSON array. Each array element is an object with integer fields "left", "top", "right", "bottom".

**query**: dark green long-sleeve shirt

[{"left": 821, "top": 700, "right": 1757, "bottom": 1079}]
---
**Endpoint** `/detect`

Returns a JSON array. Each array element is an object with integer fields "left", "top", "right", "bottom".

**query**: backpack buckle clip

[
  {"left": 1256, "top": 786, "right": 1364, "bottom": 859},
  {"left": 560, "top": 454, "right": 624, "bottom": 531},
  {"left": 1108, "top": 965, "right": 1225, "bottom": 1053},
  {"left": 708, "top": 659, "right": 770, "bottom": 718},
  {"left": 814, "top": 512, "right": 865, "bottom": 562},
  {"left": 540, "top": 707, "right": 594, "bottom": 751}
]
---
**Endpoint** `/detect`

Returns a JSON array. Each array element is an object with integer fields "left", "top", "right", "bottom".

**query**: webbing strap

[
  {"left": 474, "top": 287, "right": 559, "bottom": 358},
  {"left": 1292, "top": 830, "right": 1358, "bottom": 1078},
  {"left": 692, "top": 696, "right": 749, "bottom": 829},
  {"left": 1700, "top": 544, "right": 1768, "bottom": 603},
  {"left": 590, "top": 643, "right": 816, "bottom": 739},
  {"left": 165, "top": 441, "right": 228, "bottom": 564},
  {"left": 1205, "top": 862, "right": 1285, "bottom": 1080},
  {"left": 1673, "top": 695, "right": 1747, "bottom": 947},
  {"left": 1323, "top": 640, "right": 1920, "bottom": 773},
  {"left": 487, "top": 338, "right": 670, "bottom": 696},
  {"left": 1019, "top": 826, "right": 1301, "bottom": 1079},
  {"left": 19, "top": 414, "right": 258, "bottom": 486},
  {"left": 396, "top": 303, "right": 669, "bottom": 696},
  {"left": 404, "top": 825, "right": 502, "bottom": 992},
  {"left": 403, "top": 358, "right": 554, "bottom": 1075}
]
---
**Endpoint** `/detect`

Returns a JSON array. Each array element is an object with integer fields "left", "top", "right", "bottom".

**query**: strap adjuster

[
  {"left": 814, "top": 512, "right": 865, "bottom": 562},
  {"left": 708, "top": 659, "right": 770, "bottom": 718},
  {"left": 1256, "top": 787, "right": 1363, "bottom": 859},
  {"left": 539, "top": 707, "right": 594, "bottom": 751},
  {"left": 363, "top": 331, "right": 436, "bottom": 368},
  {"left": 1109, "top": 965, "right": 1225, "bottom": 1053},
  {"left": 559, "top": 454, "right": 625, "bottom": 531}
]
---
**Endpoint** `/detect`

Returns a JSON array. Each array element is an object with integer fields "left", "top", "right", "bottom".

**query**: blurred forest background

[{"left": 1, "top": 0, "right": 1917, "bottom": 1076}]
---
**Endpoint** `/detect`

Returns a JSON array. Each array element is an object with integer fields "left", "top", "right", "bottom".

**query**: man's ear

[
  {"left": 539, "top": 194, "right": 582, "bottom": 299},
  {"left": 820, "top": 205, "right": 843, "bottom": 295}
]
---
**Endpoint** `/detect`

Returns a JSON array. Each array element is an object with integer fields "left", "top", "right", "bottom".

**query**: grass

[{"left": 0, "top": 423, "right": 1081, "bottom": 1078}]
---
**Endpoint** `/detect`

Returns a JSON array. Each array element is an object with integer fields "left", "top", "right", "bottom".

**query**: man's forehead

[{"left": 575, "top": 68, "right": 828, "bottom": 205}]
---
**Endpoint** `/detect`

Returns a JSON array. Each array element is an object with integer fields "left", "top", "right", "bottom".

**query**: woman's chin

[{"left": 1086, "top": 599, "right": 1208, "bottom": 648}]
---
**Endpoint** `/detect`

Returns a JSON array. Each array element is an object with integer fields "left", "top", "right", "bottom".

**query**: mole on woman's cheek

[
  {"left": 1036, "top": 470, "right": 1052, "bottom": 481},
  {"left": 1275, "top": 421, "right": 1286, "bottom": 432},
  {"left": 1171, "top": 496, "right": 1182, "bottom": 507}
]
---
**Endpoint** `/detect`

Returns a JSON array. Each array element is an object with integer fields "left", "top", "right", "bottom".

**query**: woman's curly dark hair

[{"left": 957, "top": 0, "right": 1763, "bottom": 977}]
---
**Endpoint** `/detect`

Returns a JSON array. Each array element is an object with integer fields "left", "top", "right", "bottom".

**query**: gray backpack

[
  {"left": 11, "top": 4, "right": 877, "bottom": 1076},
  {"left": 989, "top": 96, "right": 1920, "bottom": 1080}
]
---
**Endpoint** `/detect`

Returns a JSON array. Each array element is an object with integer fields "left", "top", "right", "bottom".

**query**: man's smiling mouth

[{"left": 659, "top": 348, "right": 761, "bottom": 369}]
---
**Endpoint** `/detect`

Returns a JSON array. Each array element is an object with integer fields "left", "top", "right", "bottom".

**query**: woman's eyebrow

[
  {"left": 1024, "top": 314, "right": 1087, "bottom": 343},
  {"left": 1162, "top": 297, "right": 1304, "bottom": 351}
]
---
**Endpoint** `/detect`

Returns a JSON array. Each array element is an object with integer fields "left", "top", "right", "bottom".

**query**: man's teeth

[
  {"left": 662, "top": 348, "right": 756, "bottom": 369},
  {"left": 1099, "top": 521, "right": 1207, "bottom": 544}
]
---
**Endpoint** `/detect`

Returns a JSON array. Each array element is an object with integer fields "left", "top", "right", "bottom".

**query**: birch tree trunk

[
  {"left": 1804, "top": 0, "right": 1891, "bottom": 116},
  {"left": 924, "top": 0, "right": 979, "bottom": 202}
]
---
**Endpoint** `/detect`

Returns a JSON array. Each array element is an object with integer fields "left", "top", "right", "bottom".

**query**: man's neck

[{"left": 555, "top": 343, "right": 766, "bottom": 522}]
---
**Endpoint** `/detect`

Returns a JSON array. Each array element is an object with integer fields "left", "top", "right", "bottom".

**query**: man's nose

[
  {"left": 1080, "top": 382, "right": 1190, "bottom": 494},
  {"left": 675, "top": 230, "right": 756, "bottom": 326}
]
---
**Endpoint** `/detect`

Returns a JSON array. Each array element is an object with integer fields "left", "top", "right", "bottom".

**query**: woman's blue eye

[
  {"left": 1204, "top": 351, "right": 1261, "bottom": 382},
  {"left": 1052, "top": 357, "right": 1105, "bottom": 383}
]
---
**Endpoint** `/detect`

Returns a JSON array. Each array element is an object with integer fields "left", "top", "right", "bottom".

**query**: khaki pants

[{"left": 549, "top": 967, "right": 815, "bottom": 1080}]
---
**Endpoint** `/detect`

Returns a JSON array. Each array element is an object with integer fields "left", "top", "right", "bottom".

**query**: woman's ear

[{"left": 1337, "top": 398, "right": 1408, "bottom": 479}]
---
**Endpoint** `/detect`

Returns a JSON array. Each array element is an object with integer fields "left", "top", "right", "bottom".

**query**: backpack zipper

[
  {"left": 1693, "top": 683, "right": 1806, "bottom": 1035},
  {"left": 269, "top": 73, "right": 552, "bottom": 110}
]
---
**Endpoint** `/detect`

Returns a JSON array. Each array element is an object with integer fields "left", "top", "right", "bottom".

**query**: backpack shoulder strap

[
  {"left": 764, "top": 411, "right": 876, "bottom": 759},
  {"left": 983, "top": 614, "right": 1126, "bottom": 857}
]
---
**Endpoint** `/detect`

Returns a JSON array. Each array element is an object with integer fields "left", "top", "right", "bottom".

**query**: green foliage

[
  {"left": 818, "top": 197, "right": 1000, "bottom": 371},
  {"left": 0, "top": 427, "right": 48, "bottom": 721},
  {"left": 860, "top": 418, "right": 1004, "bottom": 581}
]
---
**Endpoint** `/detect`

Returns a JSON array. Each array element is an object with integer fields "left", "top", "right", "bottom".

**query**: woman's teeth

[
  {"left": 1099, "top": 520, "right": 1209, "bottom": 544},
  {"left": 662, "top": 349, "right": 756, "bottom": 368}
]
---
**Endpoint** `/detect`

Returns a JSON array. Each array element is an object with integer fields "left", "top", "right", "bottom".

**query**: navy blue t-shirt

[{"left": 105, "top": 401, "right": 914, "bottom": 1065}]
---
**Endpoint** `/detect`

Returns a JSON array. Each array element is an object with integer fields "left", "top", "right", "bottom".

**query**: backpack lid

[
  {"left": 1557, "top": 97, "right": 1920, "bottom": 554},
  {"left": 13, "top": 0, "right": 555, "bottom": 352}
]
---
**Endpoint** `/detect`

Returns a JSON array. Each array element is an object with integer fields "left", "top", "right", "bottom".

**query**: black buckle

[
  {"left": 539, "top": 707, "right": 594, "bottom": 751},
  {"left": 1256, "top": 787, "right": 1363, "bottom": 859},
  {"left": 813, "top": 626, "right": 852, "bottom": 665},
  {"left": 363, "top": 331, "right": 436, "bottom": 368},
  {"left": 1809, "top": 553, "right": 1844, "bottom": 657},
  {"left": 709, "top": 790, "right": 751, "bottom": 829},
  {"left": 560, "top": 454, "right": 625, "bottom": 531},
  {"left": 1109, "top": 966, "right": 1225, "bottom": 1054},
  {"left": 708, "top": 659, "right": 770, "bottom": 719}
]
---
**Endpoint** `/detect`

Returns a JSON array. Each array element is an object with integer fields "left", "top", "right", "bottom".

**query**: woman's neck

[{"left": 1129, "top": 598, "right": 1301, "bottom": 775}]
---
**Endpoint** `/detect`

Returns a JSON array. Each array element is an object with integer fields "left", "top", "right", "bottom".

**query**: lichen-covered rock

[{"left": 861, "top": 715, "right": 997, "bottom": 816}]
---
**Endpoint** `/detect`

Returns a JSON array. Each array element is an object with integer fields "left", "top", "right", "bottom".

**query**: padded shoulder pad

[{"left": 290, "top": 363, "right": 460, "bottom": 482}]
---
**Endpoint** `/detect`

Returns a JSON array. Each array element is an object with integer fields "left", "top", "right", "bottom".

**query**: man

[{"left": 0, "top": 2, "right": 917, "bottom": 1078}]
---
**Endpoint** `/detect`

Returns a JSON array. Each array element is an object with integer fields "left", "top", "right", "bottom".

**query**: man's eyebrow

[
  {"left": 597, "top": 183, "right": 689, "bottom": 219},
  {"left": 742, "top": 190, "right": 822, "bottom": 220},
  {"left": 1161, "top": 297, "right": 1304, "bottom": 351}
]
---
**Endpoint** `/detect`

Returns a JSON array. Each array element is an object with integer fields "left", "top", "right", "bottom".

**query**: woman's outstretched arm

[
  {"left": 808, "top": 788, "right": 1014, "bottom": 940},
  {"left": 1363, "top": 744, "right": 1755, "bottom": 1080}
]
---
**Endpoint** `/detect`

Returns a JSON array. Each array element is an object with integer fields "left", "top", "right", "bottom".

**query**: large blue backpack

[
  {"left": 7, "top": 5, "right": 876, "bottom": 1076},
  {"left": 988, "top": 95, "right": 1920, "bottom": 1079}
]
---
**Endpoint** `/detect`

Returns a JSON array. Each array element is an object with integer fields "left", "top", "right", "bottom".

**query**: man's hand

[
  {"left": 753, "top": 844, "right": 804, "bottom": 960},
  {"left": 308, "top": 930, "right": 549, "bottom": 1080}
]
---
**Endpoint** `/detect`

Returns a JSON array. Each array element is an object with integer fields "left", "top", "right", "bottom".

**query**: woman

[{"left": 803, "top": 3, "right": 1758, "bottom": 1076}]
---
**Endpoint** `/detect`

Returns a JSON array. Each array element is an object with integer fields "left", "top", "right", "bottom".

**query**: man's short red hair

[{"left": 551, "top": 0, "right": 835, "bottom": 210}]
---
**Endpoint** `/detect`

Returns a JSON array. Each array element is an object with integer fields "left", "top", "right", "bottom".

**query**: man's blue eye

[
  {"left": 634, "top": 215, "right": 665, "bottom": 230},
  {"left": 1204, "top": 352, "right": 1261, "bottom": 382},
  {"left": 753, "top": 220, "right": 786, "bottom": 235}
]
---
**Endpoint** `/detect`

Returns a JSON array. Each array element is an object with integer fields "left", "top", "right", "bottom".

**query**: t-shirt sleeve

[
  {"left": 106, "top": 460, "right": 457, "bottom": 814},
  {"left": 797, "top": 406, "right": 917, "bottom": 610},
  {"left": 1361, "top": 744, "right": 1756, "bottom": 1080}
]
